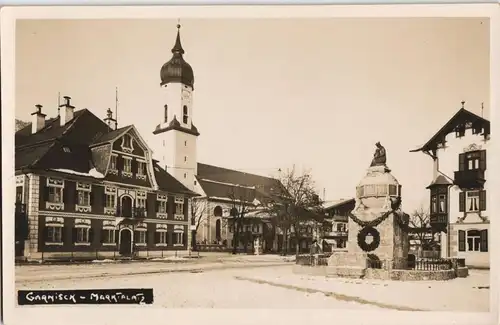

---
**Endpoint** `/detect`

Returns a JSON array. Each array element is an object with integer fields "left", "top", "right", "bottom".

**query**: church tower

[{"left": 153, "top": 24, "right": 200, "bottom": 191}]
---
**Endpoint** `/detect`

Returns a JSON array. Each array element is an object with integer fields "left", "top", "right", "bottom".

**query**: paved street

[{"left": 15, "top": 258, "right": 489, "bottom": 311}]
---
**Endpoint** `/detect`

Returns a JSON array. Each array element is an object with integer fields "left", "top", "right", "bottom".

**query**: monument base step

[{"left": 326, "top": 266, "right": 366, "bottom": 279}]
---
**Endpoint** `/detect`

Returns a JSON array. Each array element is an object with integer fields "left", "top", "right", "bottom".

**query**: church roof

[
  {"left": 410, "top": 105, "right": 490, "bottom": 153},
  {"left": 196, "top": 163, "right": 286, "bottom": 203},
  {"left": 15, "top": 106, "right": 194, "bottom": 196},
  {"left": 160, "top": 24, "right": 194, "bottom": 89}
]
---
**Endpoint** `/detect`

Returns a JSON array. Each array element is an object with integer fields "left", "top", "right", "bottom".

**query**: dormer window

[
  {"left": 455, "top": 125, "right": 465, "bottom": 138},
  {"left": 183, "top": 105, "right": 188, "bottom": 124}
]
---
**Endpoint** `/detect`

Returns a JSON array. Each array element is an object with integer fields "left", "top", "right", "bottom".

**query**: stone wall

[{"left": 389, "top": 269, "right": 456, "bottom": 281}]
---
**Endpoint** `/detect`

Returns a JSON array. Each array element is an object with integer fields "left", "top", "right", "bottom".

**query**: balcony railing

[
  {"left": 454, "top": 169, "right": 485, "bottom": 188},
  {"left": 324, "top": 231, "right": 348, "bottom": 237},
  {"left": 116, "top": 206, "right": 147, "bottom": 218},
  {"left": 430, "top": 214, "right": 447, "bottom": 225}
]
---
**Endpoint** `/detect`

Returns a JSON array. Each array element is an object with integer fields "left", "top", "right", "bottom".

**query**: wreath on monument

[{"left": 357, "top": 226, "right": 381, "bottom": 252}]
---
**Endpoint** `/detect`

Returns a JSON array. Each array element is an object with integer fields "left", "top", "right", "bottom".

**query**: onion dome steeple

[{"left": 160, "top": 23, "right": 194, "bottom": 89}]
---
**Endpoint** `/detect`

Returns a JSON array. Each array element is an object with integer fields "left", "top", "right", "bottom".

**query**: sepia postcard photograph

[{"left": 1, "top": 4, "right": 499, "bottom": 325}]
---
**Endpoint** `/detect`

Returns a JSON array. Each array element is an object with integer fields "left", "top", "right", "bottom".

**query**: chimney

[
  {"left": 59, "top": 96, "right": 75, "bottom": 126},
  {"left": 103, "top": 108, "right": 117, "bottom": 130},
  {"left": 30, "top": 104, "right": 46, "bottom": 133}
]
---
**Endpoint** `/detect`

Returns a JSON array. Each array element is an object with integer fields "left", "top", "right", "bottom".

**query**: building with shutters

[
  {"left": 321, "top": 198, "right": 354, "bottom": 252},
  {"left": 411, "top": 102, "right": 490, "bottom": 268},
  {"left": 15, "top": 100, "right": 197, "bottom": 262}
]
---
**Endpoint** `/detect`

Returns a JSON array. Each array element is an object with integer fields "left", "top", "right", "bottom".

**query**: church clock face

[{"left": 182, "top": 89, "right": 191, "bottom": 103}]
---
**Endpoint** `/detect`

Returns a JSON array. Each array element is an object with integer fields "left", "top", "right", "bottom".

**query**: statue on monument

[{"left": 370, "top": 142, "right": 387, "bottom": 167}]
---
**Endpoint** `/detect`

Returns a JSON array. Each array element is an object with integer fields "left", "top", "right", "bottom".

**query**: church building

[{"left": 411, "top": 102, "right": 490, "bottom": 268}]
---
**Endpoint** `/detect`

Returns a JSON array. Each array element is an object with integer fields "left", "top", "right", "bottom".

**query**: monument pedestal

[{"left": 327, "top": 163, "right": 409, "bottom": 277}]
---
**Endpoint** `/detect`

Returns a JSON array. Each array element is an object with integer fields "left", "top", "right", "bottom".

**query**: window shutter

[
  {"left": 131, "top": 159, "right": 138, "bottom": 174},
  {"left": 156, "top": 201, "right": 159, "bottom": 212},
  {"left": 155, "top": 231, "right": 160, "bottom": 244},
  {"left": 480, "top": 229, "right": 488, "bottom": 252},
  {"left": 458, "top": 192, "right": 465, "bottom": 212},
  {"left": 479, "top": 190, "right": 486, "bottom": 211},
  {"left": 479, "top": 150, "right": 486, "bottom": 170},
  {"left": 458, "top": 230, "right": 466, "bottom": 252},
  {"left": 183, "top": 198, "right": 188, "bottom": 215},
  {"left": 134, "top": 231, "right": 139, "bottom": 243},
  {"left": 72, "top": 228, "right": 77, "bottom": 243},
  {"left": 458, "top": 153, "right": 466, "bottom": 171},
  {"left": 43, "top": 226, "right": 49, "bottom": 241},
  {"left": 89, "top": 228, "right": 94, "bottom": 243},
  {"left": 183, "top": 232, "right": 187, "bottom": 247},
  {"left": 61, "top": 227, "right": 66, "bottom": 243},
  {"left": 167, "top": 232, "right": 171, "bottom": 245},
  {"left": 115, "top": 230, "right": 119, "bottom": 244},
  {"left": 43, "top": 186, "right": 49, "bottom": 202},
  {"left": 90, "top": 191, "right": 94, "bottom": 206},
  {"left": 75, "top": 189, "right": 79, "bottom": 205},
  {"left": 117, "top": 156, "right": 124, "bottom": 171}
]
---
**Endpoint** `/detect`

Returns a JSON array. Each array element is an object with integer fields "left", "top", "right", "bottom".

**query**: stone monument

[{"left": 328, "top": 142, "right": 409, "bottom": 277}]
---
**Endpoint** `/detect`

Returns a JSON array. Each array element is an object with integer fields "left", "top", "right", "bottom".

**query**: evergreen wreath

[{"left": 357, "top": 226, "right": 381, "bottom": 252}]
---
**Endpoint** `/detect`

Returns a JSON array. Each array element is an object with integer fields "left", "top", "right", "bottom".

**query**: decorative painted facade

[{"left": 411, "top": 103, "right": 490, "bottom": 268}]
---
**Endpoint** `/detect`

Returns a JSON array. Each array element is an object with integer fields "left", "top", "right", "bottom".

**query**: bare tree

[
  {"left": 228, "top": 189, "right": 254, "bottom": 255},
  {"left": 259, "top": 166, "right": 324, "bottom": 256},
  {"left": 409, "top": 206, "right": 438, "bottom": 252},
  {"left": 15, "top": 119, "right": 30, "bottom": 132},
  {"left": 191, "top": 198, "right": 207, "bottom": 250}
]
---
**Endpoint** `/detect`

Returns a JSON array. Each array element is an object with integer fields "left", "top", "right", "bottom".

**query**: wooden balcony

[
  {"left": 430, "top": 214, "right": 448, "bottom": 232},
  {"left": 454, "top": 170, "right": 485, "bottom": 189}
]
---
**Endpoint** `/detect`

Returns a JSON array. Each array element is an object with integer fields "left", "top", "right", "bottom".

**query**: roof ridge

[{"left": 198, "top": 162, "right": 278, "bottom": 181}]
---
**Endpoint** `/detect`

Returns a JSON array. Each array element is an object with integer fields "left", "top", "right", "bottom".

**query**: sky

[{"left": 15, "top": 18, "right": 490, "bottom": 212}]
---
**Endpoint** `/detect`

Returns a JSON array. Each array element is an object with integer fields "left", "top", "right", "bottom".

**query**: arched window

[
  {"left": 215, "top": 219, "right": 221, "bottom": 240},
  {"left": 214, "top": 206, "right": 223, "bottom": 217},
  {"left": 164, "top": 105, "right": 168, "bottom": 123},
  {"left": 183, "top": 105, "right": 188, "bottom": 124}
]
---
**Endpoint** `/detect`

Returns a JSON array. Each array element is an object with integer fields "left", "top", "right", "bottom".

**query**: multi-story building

[
  {"left": 15, "top": 102, "right": 197, "bottom": 261},
  {"left": 321, "top": 198, "right": 354, "bottom": 251},
  {"left": 411, "top": 102, "right": 490, "bottom": 268}
]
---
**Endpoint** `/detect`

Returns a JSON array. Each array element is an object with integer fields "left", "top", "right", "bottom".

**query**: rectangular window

[
  {"left": 137, "top": 161, "right": 145, "bottom": 175},
  {"left": 16, "top": 186, "right": 23, "bottom": 203},
  {"left": 136, "top": 198, "right": 146, "bottom": 209},
  {"left": 159, "top": 232, "right": 168, "bottom": 244},
  {"left": 175, "top": 197, "right": 184, "bottom": 215},
  {"left": 135, "top": 230, "right": 147, "bottom": 244},
  {"left": 158, "top": 201, "right": 167, "bottom": 213},
  {"left": 76, "top": 227, "right": 89, "bottom": 243},
  {"left": 78, "top": 191, "right": 91, "bottom": 206},
  {"left": 174, "top": 232, "right": 184, "bottom": 245},
  {"left": 46, "top": 226, "right": 63, "bottom": 243},
  {"left": 124, "top": 158, "right": 132, "bottom": 173},
  {"left": 438, "top": 194, "right": 446, "bottom": 213},
  {"left": 466, "top": 230, "right": 481, "bottom": 252},
  {"left": 466, "top": 191, "right": 480, "bottom": 212},
  {"left": 48, "top": 186, "right": 63, "bottom": 203},
  {"left": 101, "top": 229, "right": 115, "bottom": 244},
  {"left": 105, "top": 194, "right": 115, "bottom": 208},
  {"left": 110, "top": 155, "right": 117, "bottom": 170}
]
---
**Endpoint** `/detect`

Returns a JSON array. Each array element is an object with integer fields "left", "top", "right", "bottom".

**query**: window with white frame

[
  {"left": 137, "top": 161, "right": 145, "bottom": 175},
  {"left": 136, "top": 198, "right": 146, "bottom": 209},
  {"left": 101, "top": 228, "right": 115, "bottom": 244},
  {"left": 466, "top": 191, "right": 479, "bottom": 212},
  {"left": 105, "top": 194, "right": 115, "bottom": 208},
  {"left": 135, "top": 230, "right": 147, "bottom": 245},
  {"left": 466, "top": 230, "right": 481, "bottom": 252},
  {"left": 48, "top": 186, "right": 63, "bottom": 203},
  {"left": 75, "top": 227, "right": 90, "bottom": 244},
  {"left": 438, "top": 194, "right": 446, "bottom": 213},
  {"left": 122, "top": 134, "right": 132, "bottom": 149},
  {"left": 77, "top": 182, "right": 91, "bottom": 206},
  {"left": 156, "top": 225, "right": 168, "bottom": 246},
  {"left": 175, "top": 197, "right": 184, "bottom": 215},
  {"left": 110, "top": 155, "right": 117, "bottom": 170},
  {"left": 157, "top": 194, "right": 168, "bottom": 214},
  {"left": 46, "top": 225, "right": 63, "bottom": 243},
  {"left": 174, "top": 231, "right": 184, "bottom": 245},
  {"left": 123, "top": 157, "right": 132, "bottom": 173}
]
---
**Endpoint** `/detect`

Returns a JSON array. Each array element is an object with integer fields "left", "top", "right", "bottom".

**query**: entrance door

[
  {"left": 119, "top": 229, "right": 132, "bottom": 256},
  {"left": 121, "top": 196, "right": 133, "bottom": 218}
]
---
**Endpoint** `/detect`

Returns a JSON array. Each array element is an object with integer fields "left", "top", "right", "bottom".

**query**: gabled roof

[
  {"left": 91, "top": 126, "right": 131, "bottom": 145},
  {"left": 410, "top": 108, "right": 490, "bottom": 153},
  {"left": 152, "top": 161, "right": 198, "bottom": 196},
  {"left": 323, "top": 198, "right": 355, "bottom": 210},
  {"left": 196, "top": 163, "right": 285, "bottom": 202},
  {"left": 426, "top": 174, "right": 452, "bottom": 189}
]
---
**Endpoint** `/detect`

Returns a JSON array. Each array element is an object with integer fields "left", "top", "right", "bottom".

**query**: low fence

[{"left": 296, "top": 253, "right": 331, "bottom": 266}]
